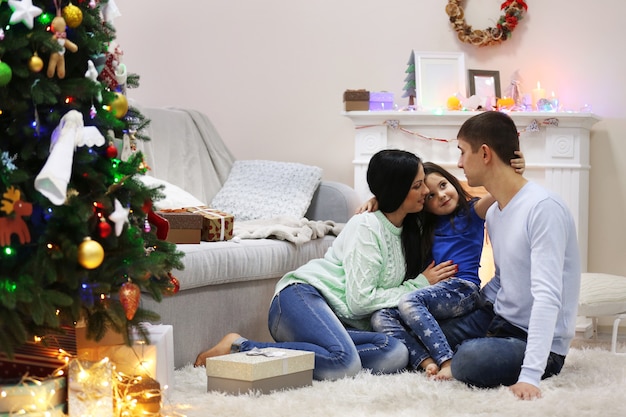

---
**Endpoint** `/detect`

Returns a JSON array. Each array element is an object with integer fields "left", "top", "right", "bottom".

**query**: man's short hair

[{"left": 457, "top": 111, "right": 520, "bottom": 163}]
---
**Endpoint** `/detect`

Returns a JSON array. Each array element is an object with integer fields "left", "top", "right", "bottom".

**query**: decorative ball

[
  {"left": 78, "top": 237, "right": 105, "bottom": 269},
  {"left": 28, "top": 53, "right": 44, "bottom": 73},
  {"left": 98, "top": 220, "right": 112, "bottom": 238},
  {"left": 0, "top": 62, "right": 12, "bottom": 87},
  {"left": 106, "top": 143, "right": 118, "bottom": 158},
  {"left": 62, "top": 3, "right": 83, "bottom": 28},
  {"left": 109, "top": 92, "right": 129, "bottom": 119},
  {"left": 163, "top": 273, "right": 180, "bottom": 296},
  {"left": 446, "top": 96, "right": 461, "bottom": 111}
]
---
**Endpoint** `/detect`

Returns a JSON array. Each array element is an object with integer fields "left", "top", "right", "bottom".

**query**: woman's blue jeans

[
  {"left": 238, "top": 283, "right": 409, "bottom": 381},
  {"left": 371, "top": 278, "right": 479, "bottom": 369}
]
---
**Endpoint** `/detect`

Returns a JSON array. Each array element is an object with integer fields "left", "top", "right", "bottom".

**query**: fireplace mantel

[{"left": 343, "top": 110, "right": 600, "bottom": 271}]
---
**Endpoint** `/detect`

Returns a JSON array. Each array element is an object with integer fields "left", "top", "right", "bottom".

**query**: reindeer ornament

[{"left": 0, "top": 186, "right": 33, "bottom": 247}]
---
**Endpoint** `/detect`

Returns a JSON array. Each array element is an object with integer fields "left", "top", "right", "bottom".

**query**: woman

[{"left": 194, "top": 149, "right": 456, "bottom": 380}]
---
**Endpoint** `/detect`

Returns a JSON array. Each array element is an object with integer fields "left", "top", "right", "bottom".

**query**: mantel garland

[
  {"left": 355, "top": 117, "right": 557, "bottom": 142},
  {"left": 446, "top": 0, "right": 528, "bottom": 47}
]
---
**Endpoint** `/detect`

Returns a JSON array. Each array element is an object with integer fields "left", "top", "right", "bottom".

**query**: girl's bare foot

[
  {"left": 194, "top": 333, "right": 242, "bottom": 367},
  {"left": 419, "top": 358, "right": 439, "bottom": 377},
  {"left": 433, "top": 360, "right": 453, "bottom": 380}
]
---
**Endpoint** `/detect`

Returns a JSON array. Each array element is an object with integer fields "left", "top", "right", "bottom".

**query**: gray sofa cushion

[{"left": 173, "top": 236, "right": 336, "bottom": 290}]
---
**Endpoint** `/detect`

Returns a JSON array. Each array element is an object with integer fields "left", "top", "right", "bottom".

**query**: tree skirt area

[{"left": 163, "top": 347, "right": 626, "bottom": 417}]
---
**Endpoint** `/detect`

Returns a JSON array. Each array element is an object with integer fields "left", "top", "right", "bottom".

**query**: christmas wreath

[{"left": 446, "top": 0, "right": 528, "bottom": 47}]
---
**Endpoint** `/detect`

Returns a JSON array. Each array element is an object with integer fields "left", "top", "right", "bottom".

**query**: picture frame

[
  {"left": 468, "top": 69, "right": 501, "bottom": 99},
  {"left": 414, "top": 51, "right": 466, "bottom": 110}
]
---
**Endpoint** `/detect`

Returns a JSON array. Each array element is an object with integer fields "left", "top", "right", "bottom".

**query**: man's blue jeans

[
  {"left": 439, "top": 304, "right": 566, "bottom": 387},
  {"left": 238, "top": 283, "right": 409, "bottom": 381}
]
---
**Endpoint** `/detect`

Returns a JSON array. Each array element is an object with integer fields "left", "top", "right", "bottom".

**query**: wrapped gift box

[
  {"left": 184, "top": 206, "right": 234, "bottom": 242},
  {"left": 115, "top": 375, "right": 161, "bottom": 416},
  {"left": 0, "top": 404, "right": 65, "bottom": 417},
  {"left": 369, "top": 91, "right": 394, "bottom": 111},
  {"left": 343, "top": 89, "right": 370, "bottom": 111},
  {"left": 76, "top": 323, "right": 175, "bottom": 397},
  {"left": 206, "top": 348, "right": 314, "bottom": 395},
  {"left": 156, "top": 209, "right": 203, "bottom": 244},
  {"left": 0, "top": 376, "right": 66, "bottom": 416},
  {"left": 0, "top": 325, "right": 76, "bottom": 380}
]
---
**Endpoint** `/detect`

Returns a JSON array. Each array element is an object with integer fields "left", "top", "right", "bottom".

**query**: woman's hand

[
  {"left": 421, "top": 260, "right": 458, "bottom": 285},
  {"left": 355, "top": 197, "right": 379, "bottom": 214}
]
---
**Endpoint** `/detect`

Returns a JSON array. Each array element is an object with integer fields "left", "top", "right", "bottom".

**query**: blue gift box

[{"left": 369, "top": 91, "right": 394, "bottom": 111}]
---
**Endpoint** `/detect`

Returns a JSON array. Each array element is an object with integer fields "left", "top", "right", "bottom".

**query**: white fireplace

[{"left": 343, "top": 110, "right": 600, "bottom": 272}]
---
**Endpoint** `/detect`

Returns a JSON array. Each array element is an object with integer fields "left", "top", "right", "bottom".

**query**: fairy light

[
  {"left": 38, "top": 13, "right": 53, "bottom": 26},
  {"left": 68, "top": 357, "right": 114, "bottom": 417},
  {"left": 1, "top": 375, "right": 66, "bottom": 415}
]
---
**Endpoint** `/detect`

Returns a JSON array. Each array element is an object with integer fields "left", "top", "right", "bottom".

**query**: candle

[
  {"left": 531, "top": 82, "right": 546, "bottom": 110},
  {"left": 496, "top": 96, "right": 515, "bottom": 110},
  {"left": 550, "top": 91, "right": 560, "bottom": 112}
]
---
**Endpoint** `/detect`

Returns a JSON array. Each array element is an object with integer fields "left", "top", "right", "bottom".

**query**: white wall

[{"left": 114, "top": 0, "right": 626, "bottom": 281}]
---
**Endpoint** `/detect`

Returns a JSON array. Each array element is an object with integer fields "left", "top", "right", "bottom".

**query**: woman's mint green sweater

[{"left": 275, "top": 211, "right": 429, "bottom": 330}]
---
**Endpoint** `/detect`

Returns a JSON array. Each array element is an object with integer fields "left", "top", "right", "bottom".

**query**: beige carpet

[{"left": 163, "top": 343, "right": 626, "bottom": 417}]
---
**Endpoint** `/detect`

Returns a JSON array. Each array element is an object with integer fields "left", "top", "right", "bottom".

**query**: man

[{"left": 445, "top": 111, "right": 581, "bottom": 400}]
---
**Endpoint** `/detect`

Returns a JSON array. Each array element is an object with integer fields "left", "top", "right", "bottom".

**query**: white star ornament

[
  {"left": 109, "top": 198, "right": 130, "bottom": 236},
  {"left": 8, "top": 0, "right": 43, "bottom": 29}
]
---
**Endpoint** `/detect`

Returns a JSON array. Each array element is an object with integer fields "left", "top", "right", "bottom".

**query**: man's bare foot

[
  {"left": 194, "top": 333, "right": 242, "bottom": 367},
  {"left": 419, "top": 358, "right": 439, "bottom": 376},
  {"left": 433, "top": 361, "right": 453, "bottom": 381}
]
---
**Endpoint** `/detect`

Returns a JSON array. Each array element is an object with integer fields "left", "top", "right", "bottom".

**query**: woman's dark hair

[
  {"left": 366, "top": 149, "right": 425, "bottom": 280},
  {"left": 419, "top": 162, "right": 476, "bottom": 265}
]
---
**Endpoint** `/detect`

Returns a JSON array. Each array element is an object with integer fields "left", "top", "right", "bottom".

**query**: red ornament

[
  {"left": 119, "top": 281, "right": 141, "bottom": 320},
  {"left": 98, "top": 220, "right": 112, "bottom": 238},
  {"left": 163, "top": 273, "right": 180, "bottom": 296},
  {"left": 106, "top": 143, "right": 118, "bottom": 158}
]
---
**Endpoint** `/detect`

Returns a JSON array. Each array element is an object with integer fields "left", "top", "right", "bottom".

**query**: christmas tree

[
  {"left": 402, "top": 50, "right": 416, "bottom": 109},
  {"left": 0, "top": 0, "right": 184, "bottom": 359}
]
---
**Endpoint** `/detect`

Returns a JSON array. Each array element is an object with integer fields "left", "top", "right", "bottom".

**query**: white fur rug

[{"left": 163, "top": 347, "right": 626, "bottom": 417}]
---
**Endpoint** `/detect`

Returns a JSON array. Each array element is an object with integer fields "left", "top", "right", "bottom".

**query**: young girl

[
  {"left": 194, "top": 150, "right": 458, "bottom": 381},
  {"left": 363, "top": 154, "right": 524, "bottom": 379}
]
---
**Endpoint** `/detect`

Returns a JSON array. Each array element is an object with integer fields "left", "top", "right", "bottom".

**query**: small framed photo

[
  {"left": 468, "top": 69, "right": 501, "bottom": 99},
  {"left": 414, "top": 51, "right": 466, "bottom": 110}
]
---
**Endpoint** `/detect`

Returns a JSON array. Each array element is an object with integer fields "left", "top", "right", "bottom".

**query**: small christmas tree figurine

[
  {"left": 401, "top": 50, "right": 417, "bottom": 109},
  {"left": 0, "top": 0, "right": 184, "bottom": 364}
]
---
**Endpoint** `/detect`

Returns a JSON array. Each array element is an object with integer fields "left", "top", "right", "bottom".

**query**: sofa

[{"left": 132, "top": 105, "right": 360, "bottom": 368}]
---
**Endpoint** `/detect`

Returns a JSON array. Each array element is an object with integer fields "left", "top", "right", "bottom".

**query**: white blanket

[{"left": 233, "top": 216, "right": 344, "bottom": 245}]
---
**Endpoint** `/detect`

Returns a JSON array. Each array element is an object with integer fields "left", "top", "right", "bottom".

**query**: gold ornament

[
  {"left": 28, "top": 53, "right": 44, "bottom": 73},
  {"left": 62, "top": 3, "right": 83, "bottom": 28},
  {"left": 78, "top": 237, "right": 105, "bottom": 269},
  {"left": 109, "top": 92, "right": 129, "bottom": 119}
]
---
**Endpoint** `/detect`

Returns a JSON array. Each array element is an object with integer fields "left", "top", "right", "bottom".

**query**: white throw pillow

[
  {"left": 138, "top": 175, "right": 206, "bottom": 210},
  {"left": 210, "top": 160, "right": 323, "bottom": 221}
]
